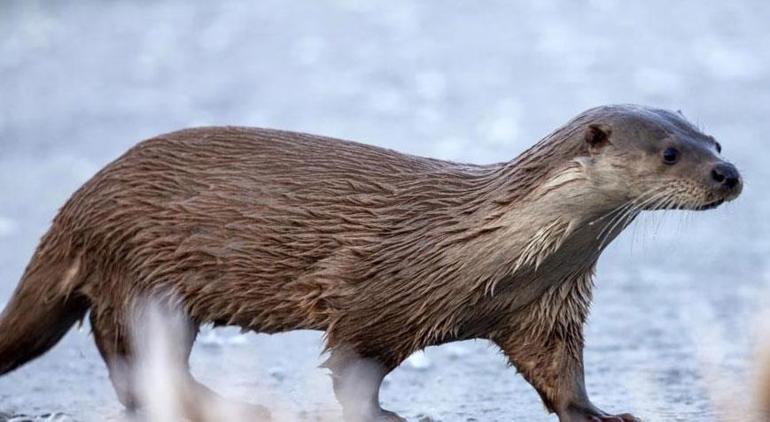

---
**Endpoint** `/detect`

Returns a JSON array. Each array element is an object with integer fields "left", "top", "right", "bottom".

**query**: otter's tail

[{"left": 0, "top": 233, "right": 90, "bottom": 375}]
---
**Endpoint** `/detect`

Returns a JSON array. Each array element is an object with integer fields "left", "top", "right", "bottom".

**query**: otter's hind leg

[
  {"left": 323, "top": 347, "right": 405, "bottom": 422},
  {"left": 90, "top": 308, "right": 270, "bottom": 420},
  {"left": 89, "top": 309, "right": 137, "bottom": 410}
]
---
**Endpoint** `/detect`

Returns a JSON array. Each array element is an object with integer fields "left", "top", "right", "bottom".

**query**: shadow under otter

[{"left": 0, "top": 105, "right": 742, "bottom": 421}]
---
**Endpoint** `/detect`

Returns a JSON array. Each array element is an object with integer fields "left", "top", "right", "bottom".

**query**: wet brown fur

[{"left": 0, "top": 105, "right": 742, "bottom": 421}]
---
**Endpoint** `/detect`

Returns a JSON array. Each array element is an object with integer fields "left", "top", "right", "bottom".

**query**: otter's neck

[{"left": 450, "top": 157, "right": 631, "bottom": 297}]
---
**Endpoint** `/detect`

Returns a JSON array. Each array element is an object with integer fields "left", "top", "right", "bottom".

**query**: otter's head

[{"left": 580, "top": 105, "right": 742, "bottom": 212}]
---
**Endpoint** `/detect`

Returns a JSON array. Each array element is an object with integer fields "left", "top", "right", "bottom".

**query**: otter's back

[{"left": 60, "top": 127, "right": 485, "bottom": 331}]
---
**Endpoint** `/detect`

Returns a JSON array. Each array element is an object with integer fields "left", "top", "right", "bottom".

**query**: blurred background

[{"left": 0, "top": 1, "right": 768, "bottom": 421}]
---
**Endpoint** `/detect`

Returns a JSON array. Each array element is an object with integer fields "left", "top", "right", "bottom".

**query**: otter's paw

[
  {"left": 561, "top": 407, "right": 640, "bottom": 422},
  {"left": 582, "top": 413, "right": 640, "bottom": 422},
  {"left": 371, "top": 409, "right": 406, "bottom": 422},
  {"left": 598, "top": 413, "right": 642, "bottom": 422},
  {"left": 592, "top": 414, "right": 640, "bottom": 422}
]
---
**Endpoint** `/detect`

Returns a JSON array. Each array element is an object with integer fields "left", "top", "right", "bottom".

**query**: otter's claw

[
  {"left": 561, "top": 406, "right": 641, "bottom": 422},
  {"left": 587, "top": 413, "right": 641, "bottom": 422}
]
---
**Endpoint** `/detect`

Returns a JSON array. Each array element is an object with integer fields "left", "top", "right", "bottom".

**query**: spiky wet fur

[
  {"left": 63, "top": 120, "right": 600, "bottom": 363},
  {"left": 0, "top": 105, "right": 740, "bottom": 420}
]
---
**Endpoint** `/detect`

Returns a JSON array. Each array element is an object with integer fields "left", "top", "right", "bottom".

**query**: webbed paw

[{"left": 559, "top": 405, "right": 641, "bottom": 422}]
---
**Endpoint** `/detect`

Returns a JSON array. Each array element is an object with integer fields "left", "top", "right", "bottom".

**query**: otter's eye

[
  {"left": 716, "top": 142, "right": 722, "bottom": 154},
  {"left": 662, "top": 147, "right": 680, "bottom": 165}
]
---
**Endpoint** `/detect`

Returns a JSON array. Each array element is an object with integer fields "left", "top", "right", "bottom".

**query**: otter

[{"left": 0, "top": 105, "right": 742, "bottom": 421}]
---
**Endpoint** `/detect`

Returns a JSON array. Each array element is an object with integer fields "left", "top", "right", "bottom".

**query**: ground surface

[{"left": 0, "top": 1, "right": 769, "bottom": 421}]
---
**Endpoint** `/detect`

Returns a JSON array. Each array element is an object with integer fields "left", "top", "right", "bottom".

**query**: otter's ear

[{"left": 584, "top": 124, "right": 612, "bottom": 152}]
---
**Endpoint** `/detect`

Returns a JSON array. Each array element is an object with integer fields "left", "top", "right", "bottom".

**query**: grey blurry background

[{"left": 0, "top": 1, "right": 768, "bottom": 421}]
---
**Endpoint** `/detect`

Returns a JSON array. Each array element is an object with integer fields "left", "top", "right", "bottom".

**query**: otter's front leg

[
  {"left": 322, "top": 347, "right": 405, "bottom": 422},
  {"left": 494, "top": 329, "right": 639, "bottom": 422}
]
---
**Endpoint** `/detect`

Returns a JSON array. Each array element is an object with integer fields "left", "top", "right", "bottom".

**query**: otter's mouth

[
  {"left": 648, "top": 198, "right": 726, "bottom": 211},
  {"left": 694, "top": 198, "right": 725, "bottom": 211}
]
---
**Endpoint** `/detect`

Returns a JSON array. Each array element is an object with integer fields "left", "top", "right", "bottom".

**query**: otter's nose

[{"left": 711, "top": 163, "right": 740, "bottom": 189}]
